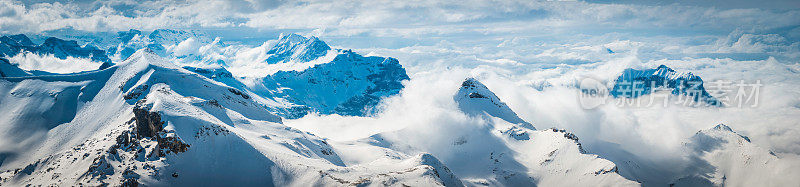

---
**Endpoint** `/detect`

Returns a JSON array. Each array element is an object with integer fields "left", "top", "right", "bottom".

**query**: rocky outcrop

[
  {"left": 133, "top": 101, "right": 164, "bottom": 139},
  {"left": 131, "top": 100, "right": 189, "bottom": 157}
]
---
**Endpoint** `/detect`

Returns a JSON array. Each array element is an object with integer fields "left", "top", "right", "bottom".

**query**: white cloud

[
  {"left": 2, "top": 0, "right": 799, "bottom": 184},
  {"left": 8, "top": 52, "right": 103, "bottom": 73}
]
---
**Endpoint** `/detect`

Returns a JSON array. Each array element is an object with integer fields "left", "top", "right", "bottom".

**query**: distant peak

[
  {"left": 42, "top": 37, "right": 79, "bottom": 47},
  {"left": 127, "top": 48, "right": 159, "bottom": 61},
  {"left": 7, "top": 34, "right": 34, "bottom": 46},
  {"left": 118, "top": 29, "right": 143, "bottom": 42},
  {"left": 455, "top": 77, "right": 534, "bottom": 128},
  {"left": 123, "top": 48, "right": 176, "bottom": 69},
  {"left": 712, "top": 123, "right": 733, "bottom": 132},
  {"left": 277, "top": 33, "right": 307, "bottom": 44},
  {"left": 266, "top": 33, "right": 331, "bottom": 63},
  {"left": 460, "top": 77, "right": 485, "bottom": 89}
]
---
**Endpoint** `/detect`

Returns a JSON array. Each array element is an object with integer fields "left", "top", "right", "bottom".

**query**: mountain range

[{"left": 0, "top": 32, "right": 793, "bottom": 186}]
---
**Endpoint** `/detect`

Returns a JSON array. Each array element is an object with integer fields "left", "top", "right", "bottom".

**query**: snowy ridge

[
  {"left": 355, "top": 115, "right": 637, "bottom": 186},
  {"left": 266, "top": 33, "right": 332, "bottom": 64},
  {"left": 671, "top": 124, "right": 800, "bottom": 186},
  {"left": 455, "top": 78, "right": 534, "bottom": 129},
  {"left": 610, "top": 65, "right": 720, "bottom": 106},
  {"left": 342, "top": 79, "right": 637, "bottom": 186},
  {"left": 0, "top": 49, "right": 462, "bottom": 186}
]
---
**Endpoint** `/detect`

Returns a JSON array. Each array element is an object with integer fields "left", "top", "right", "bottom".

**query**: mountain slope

[
  {"left": 0, "top": 58, "right": 31, "bottom": 77},
  {"left": 345, "top": 78, "right": 637, "bottom": 186},
  {"left": 0, "top": 50, "right": 458, "bottom": 186},
  {"left": 455, "top": 78, "right": 534, "bottom": 129},
  {"left": 250, "top": 35, "right": 409, "bottom": 118},
  {"left": 671, "top": 124, "right": 800, "bottom": 186}
]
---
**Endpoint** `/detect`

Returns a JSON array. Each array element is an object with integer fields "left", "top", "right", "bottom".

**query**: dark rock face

[
  {"left": 133, "top": 103, "right": 164, "bottom": 139},
  {"left": 228, "top": 88, "right": 250, "bottom": 100},
  {"left": 551, "top": 128, "right": 585, "bottom": 153},
  {"left": 131, "top": 101, "right": 189, "bottom": 157},
  {"left": 610, "top": 65, "right": 719, "bottom": 106},
  {"left": 121, "top": 178, "right": 139, "bottom": 187}
]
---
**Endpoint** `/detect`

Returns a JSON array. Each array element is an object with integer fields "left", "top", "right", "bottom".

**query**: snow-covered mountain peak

[
  {"left": 711, "top": 123, "right": 733, "bottom": 132},
  {"left": 693, "top": 123, "right": 751, "bottom": 144},
  {"left": 256, "top": 38, "right": 408, "bottom": 118},
  {"left": 266, "top": 33, "right": 331, "bottom": 64},
  {"left": 122, "top": 48, "right": 174, "bottom": 68},
  {"left": 610, "top": 64, "right": 720, "bottom": 106},
  {"left": 455, "top": 78, "right": 533, "bottom": 129},
  {"left": 277, "top": 33, "right": 307, "bottom": 45},
  {"left": 669, "top": 123, "right": 799, "bottom": 186},
  {"left": 148, "top": 29, "right": 206, "bottom": 46},
  {"left": 0, "top": 34, "right": 34, "bottom": 46}
]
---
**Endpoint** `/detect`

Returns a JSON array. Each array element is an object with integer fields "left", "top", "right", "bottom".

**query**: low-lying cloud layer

[{"left": 1, "top": 0, "right": 799, "bottom": 185}]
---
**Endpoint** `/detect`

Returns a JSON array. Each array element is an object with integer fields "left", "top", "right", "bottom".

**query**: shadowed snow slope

[
  {"left": 671, "top": 124, "right": 800, "bottom": 186},
  {"left": 0, "top": 58, "right": 31, "bottom": 77},
  {"left": 455, "top": 78, "right": 534, "bottom": 129},
  {"left": 0, "top": 49, "right": 457, "bottom": 186},
  {"left": 341, "top": 79, "right": 637, "bottom": 186},
  {"left": 246, "top": 34, "right": 409, "bottom": 118}
]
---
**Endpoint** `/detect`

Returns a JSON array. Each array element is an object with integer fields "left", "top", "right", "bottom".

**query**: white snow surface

[
  {"left": 0, "top": 50, "right": 458, "bottom": 186},
  {"left": 671, "top": 124, "right": 800, "bottom": 186}
]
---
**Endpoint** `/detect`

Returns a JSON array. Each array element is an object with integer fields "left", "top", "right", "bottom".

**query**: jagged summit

[
  {"left": 712, "top": 123, "right": 733, "bottom": 132},
  {"left": 610, "top": 64, "right": 719, "bottom": 106},
  {"left": 266, "top": 33, "right": 332, "bottom": 64},
  {"left": 669, "top": 123, "right": 798, "bottom": 186},
  {"left": 696, "top": 123, "right": 751, "bottom": 143},
  {"left": 455, "top": 78, "right": 534, "bottom": 129}
]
